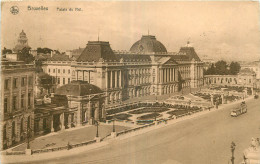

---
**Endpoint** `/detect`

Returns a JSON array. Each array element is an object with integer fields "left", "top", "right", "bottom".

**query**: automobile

[{"left": 231, "top": 101, "right": 247, "bottom": 117}]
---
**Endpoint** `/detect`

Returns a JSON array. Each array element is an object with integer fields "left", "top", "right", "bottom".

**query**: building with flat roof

[{"left": 1, "top": 58, "right": 35, "bottom": 150}]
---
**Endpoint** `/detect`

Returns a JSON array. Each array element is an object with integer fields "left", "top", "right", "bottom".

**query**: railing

[{"left": 5, "top": 151, "right": 25, "bottom": 155}]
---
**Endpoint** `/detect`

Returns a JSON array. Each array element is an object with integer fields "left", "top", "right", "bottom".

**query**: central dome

[{"left": 130, "top": 35, "right": 167, "bottom": 53}]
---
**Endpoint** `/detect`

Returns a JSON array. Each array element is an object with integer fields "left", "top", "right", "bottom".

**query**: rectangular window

[
  {"left": 4, "top": 79, "right": 9, "bottom": 90},
  {"left": 4, "top": 98, "right": 8, "bottom": 113},
  {"left": 68, "top": 78, "right": 70, "bottom": 84},
  {"left": 153, "top": 77, "right": 155, "bottom": 83},
  {"left": 63, "top": 69, "right": 65, "bottom": 73},
  {"left": 63, "top": 78, "right": 65, "bottom": 84},
  {"left": 21, "top": 94, "right": 24, "bottom": 108},
  {"left": 28, "top": 93, "right": 31, "bottom": 106},
  {"left": 58, "top": 78, "right": 60, "bottom": 84},
  {"left": 249, "top": 79, "right": 251, "bottom": 83},
  {"left": 13, "top": 96, "right": 17, "bottom": 110},
  {"left": 13, "top": 78, "right": 18, "bottom": 88},
  {"left": 53, "top": 69, "right": 55, "bottom": 73},
  {"left": 29, "top": 77, "right": 33, "bottom": 85},
  {"left": 58, "top": 69, "right": 60, "bottom": 73},
  {"left": 68, "top": 70, "right": 70, "bottom": 74},
  {"left": 43, "top": 118, "right": 47, "bottom": 129},
  {"left": 21, "top": 77, "right": 26, "bottom": 86},
  {"left": 49, "top": 69, "right": 51, "bottom": 73}
]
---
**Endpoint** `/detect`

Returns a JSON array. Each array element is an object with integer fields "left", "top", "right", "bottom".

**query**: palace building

[
  {"left": 1, "top": 58, "right": 35, "bottom": 150},
  {"left": 42, "top": 34, "right": 204, "bottom": 105}
]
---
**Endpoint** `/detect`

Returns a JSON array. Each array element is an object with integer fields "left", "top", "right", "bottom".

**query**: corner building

[
  {"left": 43, "top": 35, "right": 204, "bottom": 105},
  {"left": 1, "top": 59, "right": 35, "bottom": 150}
]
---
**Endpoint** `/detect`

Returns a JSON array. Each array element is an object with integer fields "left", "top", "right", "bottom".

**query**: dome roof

[
  {"left": 130, "top": 35, "right": 167, "bottom": 53},
  {"left": 55, "top": 81, "right": 103, "bottom": 96}
]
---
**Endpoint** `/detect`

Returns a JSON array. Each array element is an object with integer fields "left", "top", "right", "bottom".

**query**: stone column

[
  {"left": 115, "top": 70, "right": 118, "bottom": 88},
  {"left": 105, "top": 70, "right": 108, "bottom": 89},
  {"left": 168, "top": 68, "right": 170, "bottom": 82},
  {"left": 110, "top": 71, "right": 113, "bottom": 89},
  {"left": 60, "top": 113, "right": 65, "bottom": 130},
  {"left": 68, "top": 114, "right": 71, "bottom": 128},
  {"left": 95, "top": 106, "right": 99, "bottom": 121},
  {"left": 88, "top": 101, "right": 91, "bottom": 122},
  {"left": 119, "top": 70, "right": 122, "bottom": 87},
  {"left": 159, "top": 69, "right": 161, "bottom": 83},
  {"left": 173, "top": 68, "right": 176, "bottom": 81},
  {"left": 51, "top": 115, "right": 54, "bottom": 132}
]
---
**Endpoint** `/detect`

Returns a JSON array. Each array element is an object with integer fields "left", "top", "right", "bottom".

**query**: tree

[
  {"left": 205, "top": 64, "right": 216, "bottom": 75},
  {"left": 37, "top": 73, "right": 55, "bottom": 94},
  {"left": 18, "top": 47, "right": 34, "bottom": 64},
  {"left": 2, "top": 47, "right": 12, "bottom": 55},
  {"left": 229, "top": 62, "right": 241, "bottom": 75},
  {"left": 215, "top": 60, "right": 229, "bottom": 75}
]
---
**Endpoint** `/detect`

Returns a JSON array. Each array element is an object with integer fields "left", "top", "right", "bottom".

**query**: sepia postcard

[{"left": 1, "top": 1, "right": 260, "bottom": 164}]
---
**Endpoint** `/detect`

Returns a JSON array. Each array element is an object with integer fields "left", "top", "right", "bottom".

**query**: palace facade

[
  {"left": 42, "top": 35, "right": 204, "bottom": 105},
  {"left": 1, "top": 58, "right": 35, "bottom": 150}
]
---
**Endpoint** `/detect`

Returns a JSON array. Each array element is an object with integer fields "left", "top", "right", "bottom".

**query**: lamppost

[
  {"left": 26, "top": 127, "right": 31, "bottom": 149},
  {"left": 231, "top": 142, "right": 236, "bottom": 164},
  {"left": 95, "top": 120, "right": 99, "bottom": 138},
  {"left": 112, "top": 114, "right": 115, "bottom": 133}
]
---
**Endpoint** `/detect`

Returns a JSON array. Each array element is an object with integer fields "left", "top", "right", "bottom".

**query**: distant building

[
  {"left": 240, "top": 60, "right": 260, "bottom": 80},
  {"left": 42, "top": 34, "right": 204, "bottom": 105},
  {"left": 13, "top": 30, "right": 30, "bottom": 53},
  {"left": 204, "top": 68, "right": 257, "bottom": 89},
  {"left": 201, "top": 55, "right": 215, "bottom": 70},
  {"left": 1, "top": 58, "right": 35, "bottom": 150}
]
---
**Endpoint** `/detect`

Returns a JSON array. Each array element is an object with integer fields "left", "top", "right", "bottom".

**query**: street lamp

[
  {"left": 26, "top": 127, "right": 31, "bottom": 149},
  {"left": 95, "top": 120, "right": 99, "bottom": 138},
  {"left": 112, "top": 114, "right": 115, "bottom": 133},
  {"left": 231, "top": 142, "right": 236, "bottom": 164}
]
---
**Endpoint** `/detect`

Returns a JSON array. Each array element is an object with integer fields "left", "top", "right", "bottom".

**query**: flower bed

[
  {"left": 129, "top": 107, "right": 170, "bottom": 114},
  {"left": 226, "top": 95, "right": 240, "bottom": 102},
  {"left": 167, "top": 110, "right": 188, "bottom": 117},
  {"left": 106, "top": 113, "right": 132, "bottom": 121}
]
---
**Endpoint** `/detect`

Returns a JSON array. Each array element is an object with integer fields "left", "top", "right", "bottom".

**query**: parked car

[{"left": 231, "top": 101, "right": 247, "bottom": 117}]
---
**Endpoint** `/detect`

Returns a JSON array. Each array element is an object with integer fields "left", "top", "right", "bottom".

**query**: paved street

[{"left": 3, "top": 97, "right": 260, "bottom": 164}]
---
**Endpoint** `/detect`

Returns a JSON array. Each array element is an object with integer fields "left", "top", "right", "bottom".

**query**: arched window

[{"left": 12, "top": 122, "right": 15, "bottom": 137}]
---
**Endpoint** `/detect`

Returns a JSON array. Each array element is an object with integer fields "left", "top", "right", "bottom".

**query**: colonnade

[
  {"left": 159, "top": 67, "right": 177, "bottom": 83},
  {"left": 107, "top": 70, "right": 122, "bottom": 89}
]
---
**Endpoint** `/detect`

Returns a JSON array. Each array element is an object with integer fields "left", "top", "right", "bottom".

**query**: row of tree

[{"left": 204, "top": 60, "right": 241, "bottom": 75}]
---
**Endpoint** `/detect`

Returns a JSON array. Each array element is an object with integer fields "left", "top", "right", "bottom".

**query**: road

[{"left": 4, "top": 98, "right": 260, "bottom": 164}]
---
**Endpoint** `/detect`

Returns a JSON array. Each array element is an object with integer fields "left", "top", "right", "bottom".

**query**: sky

[{"left": 1, "top": 1, "right": 260, "bottom": 61}]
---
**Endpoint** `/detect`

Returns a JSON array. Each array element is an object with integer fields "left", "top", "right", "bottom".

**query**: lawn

[
  {"left": 137, "top": 112, "right": 161, "bottom": 120},
  {"left": 129, "top": 107, "right": 170, "bottom": 114}
]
